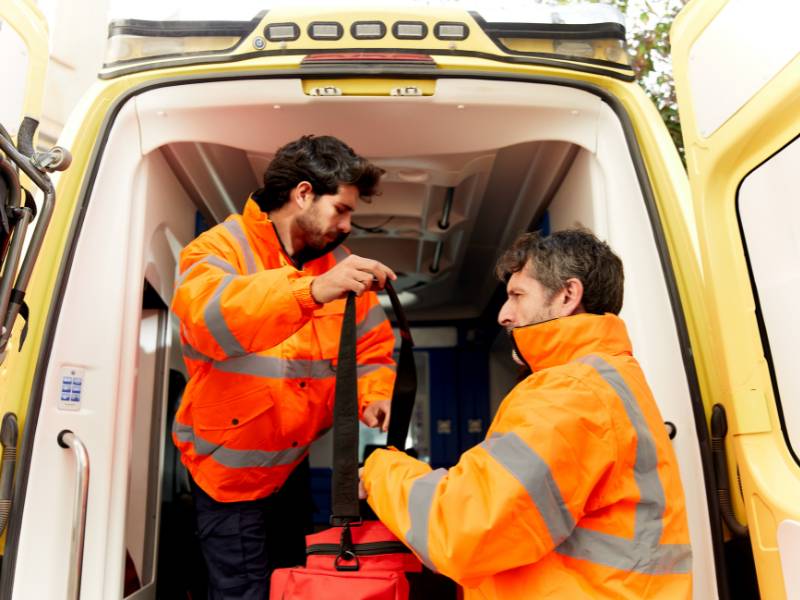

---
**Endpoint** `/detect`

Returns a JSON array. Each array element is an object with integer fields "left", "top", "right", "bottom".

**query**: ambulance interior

[{"left": 28, "top": 76, "right": 728, "bottom": 598}]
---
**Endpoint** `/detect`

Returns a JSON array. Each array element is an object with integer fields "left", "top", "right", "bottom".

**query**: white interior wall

[
  {"left": 13, "top": 97, "right": 196, "bottom": 600},
  {"left": 126, "top": 310, "right": 160, "bottom": 587}
]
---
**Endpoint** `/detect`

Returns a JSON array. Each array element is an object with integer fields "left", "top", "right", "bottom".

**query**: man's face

[
  {"left": 497, "top": 263, "right": 561, "bottom": 331},
  {"left": 296, "top": 184, "right": 358, "bottom": 250}
]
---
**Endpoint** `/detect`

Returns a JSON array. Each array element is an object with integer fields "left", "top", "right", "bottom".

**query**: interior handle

[{"left": 58, "top": 430, "right": 90, "bottom": 600}]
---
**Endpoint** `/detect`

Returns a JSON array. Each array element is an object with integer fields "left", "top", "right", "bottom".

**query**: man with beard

[
  {"left": 171, "top": 135, "right": 397, "bottom": 599},
  {"left": 360, "top": 229, "right": 692, "bottom": 599}
]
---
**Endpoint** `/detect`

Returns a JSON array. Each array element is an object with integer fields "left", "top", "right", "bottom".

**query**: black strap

[
  {"left": 331, "top": 281, "right": 416, "bottom": 525},
  {"left": 384, "top": 282, "right": 416, "bottom": 450},
  {"left": 331, "top": 292, "right": 360, "bottom": 525}
]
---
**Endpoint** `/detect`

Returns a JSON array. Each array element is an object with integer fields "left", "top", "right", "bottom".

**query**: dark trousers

[{"left": 191, "top": 458, "right": 314, "bottom": 600}]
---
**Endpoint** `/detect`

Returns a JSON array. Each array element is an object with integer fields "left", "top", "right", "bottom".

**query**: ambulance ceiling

[
  {"left": 162, "top": 139, "right": 576, "bottom": 320},
  {"left": 141, "top": 78, "right": 597, "bottom": 320}
]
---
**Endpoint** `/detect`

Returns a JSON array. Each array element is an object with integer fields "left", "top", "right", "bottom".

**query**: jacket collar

[
  {"left": 510, "top": 313, "right": 633, "bottom": 372},
  {"left": 242, "top": 197, "right": 284, "bottom": 253}
]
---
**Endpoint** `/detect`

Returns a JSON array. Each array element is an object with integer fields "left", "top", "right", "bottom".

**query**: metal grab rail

[{"left": 57, "top": 430, "right": 89, "bottom": 600}]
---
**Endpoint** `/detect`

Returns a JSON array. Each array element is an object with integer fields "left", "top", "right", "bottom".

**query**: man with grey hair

[{"left": 360, "top": 229, "right": 692, "bottom": 599}]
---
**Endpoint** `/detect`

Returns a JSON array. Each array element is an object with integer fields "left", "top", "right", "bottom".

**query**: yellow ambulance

[{"left": 0, "top": 0, "right": 798, "bottom": 598}]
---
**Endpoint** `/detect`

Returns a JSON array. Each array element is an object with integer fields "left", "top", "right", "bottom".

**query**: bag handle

[{"left": 330, "top": 281, "right": 416, "bottom": 526}]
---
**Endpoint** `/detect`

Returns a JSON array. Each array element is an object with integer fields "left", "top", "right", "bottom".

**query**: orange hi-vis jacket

[
  {"left": 171, "top": 199, "right": 396, "bottom": 503},
  {"left": 363, "top": 313, "right": 692, "bottom": 599}
]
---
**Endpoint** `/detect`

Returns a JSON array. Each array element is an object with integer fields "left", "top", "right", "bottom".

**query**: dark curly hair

[
  {"left": 252, "top": 135, "right": 384, "bottom": 212},
  {"left": 495, "top": 229, "right": 624, "bottom": 315}
]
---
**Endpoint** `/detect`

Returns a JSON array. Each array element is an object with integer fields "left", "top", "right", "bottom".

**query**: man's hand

[
  {"left": 310, "top": 255, "right": 397, "bottom": 304},
  {"left": 363, "top": 399, "right": 391, "bottom": 433},
  {"left": 358, "top": 467, "right": 367, "bottom": 500}
]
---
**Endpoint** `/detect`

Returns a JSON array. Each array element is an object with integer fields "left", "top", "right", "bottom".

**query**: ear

[
  {"left": 556, "top": 277, "right": 584, "bottom": 317},
  {"left": 293, "top": 181, "right": 315, "bottom": 209}
]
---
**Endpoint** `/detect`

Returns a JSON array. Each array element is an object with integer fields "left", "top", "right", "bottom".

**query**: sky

[{"left": 104, "top": 0, "right": 636, "bottom": 26}]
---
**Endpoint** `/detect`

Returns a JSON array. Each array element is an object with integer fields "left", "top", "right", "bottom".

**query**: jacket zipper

[{"left": 306, "top": 541, "right": 412, "bottom": 556}]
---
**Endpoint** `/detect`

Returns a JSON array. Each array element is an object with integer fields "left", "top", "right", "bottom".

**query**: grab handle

[{"left": 57, "top": 430, "right": 89, "bottom": 600}]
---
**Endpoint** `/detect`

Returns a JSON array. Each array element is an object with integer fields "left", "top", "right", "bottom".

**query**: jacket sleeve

[
  {"left": 362, "top": 375, "right": 618, "bottom": 586},
  {"left": 171, "top": 230, "right": 320, "bottom": 361},
  {"left": 355, "top": 292, "right": 396, "bottom": 414}
]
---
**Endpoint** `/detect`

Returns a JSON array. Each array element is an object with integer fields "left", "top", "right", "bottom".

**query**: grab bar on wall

[{"left": 58, "top": 430, "right": 90, "bottom": 600}]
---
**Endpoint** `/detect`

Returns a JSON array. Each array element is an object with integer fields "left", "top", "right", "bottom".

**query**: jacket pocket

[{"left": 192, "top": 386, "right": 274, "bottom": 433}]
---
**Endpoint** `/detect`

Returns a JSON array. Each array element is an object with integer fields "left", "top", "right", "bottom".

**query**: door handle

[{"left": 58, "top": 430, "right": 89, "bottom": 600}]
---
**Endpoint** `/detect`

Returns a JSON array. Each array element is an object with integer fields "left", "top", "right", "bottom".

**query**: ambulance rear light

[
  {"left": 308, "top": 22, "right": 343, "bottom": 41},
  {"left": 392, "top": 22, "right": 427, "bottom": 40},
  {"left": 302, "top": 52, "right": 435, "bottom": 66},
  {"left": 265, "top": 23, "right": 300, "bottom": 42},
  {"left": 351, "top": 21, "right": 386, "bottom": 40},
  {"left": 103, "top": 19, "right": 255, "bottom": 66},
  {"left": 434, "top": 22, "right": 469, "bottom": 41},
  {"left": 553, "top": 40, "right": 595, "bottom": 59}
]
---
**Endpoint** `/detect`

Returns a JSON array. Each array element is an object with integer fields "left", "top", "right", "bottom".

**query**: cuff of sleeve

[
  {"left": 358, "top": 394, "right": 384, "bottom": 419},
  {"left": 363, "top": 447, "right": 402, "bottom": 482},
  {"left": 291, "top": 275, "right": 323, "bottom": 313}
]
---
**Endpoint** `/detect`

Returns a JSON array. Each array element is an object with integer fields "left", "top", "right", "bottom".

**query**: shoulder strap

[
  {"left": 330, "top": 282, "right": 416, "bottom": 525},
  {"left": 384, "top": 283, "right": 416, "bottom": 450},
  {"left": 331, "top": 292, "right": 360, "bottom": 525}
]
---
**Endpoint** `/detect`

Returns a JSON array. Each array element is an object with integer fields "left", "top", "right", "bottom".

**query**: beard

[{"left": 296, "top": 207, "right": 340, "bottom": 250}]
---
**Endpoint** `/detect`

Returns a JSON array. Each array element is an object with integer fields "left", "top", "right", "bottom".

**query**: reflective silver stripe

[
  {"left": 173, "top": 421, "right": 308, "bottom": 469},
  {"left": 578, "top": 354, "right": 665, "bottom": 545},
  {"left": 222, "top": 220, "right": 257, "bottom": 275},
  {"left": 357, "top": 304, "right": 389, "bottom": 339},
  {"left": 173, "top": 419, "right": 192, "bottom": 442},
  {"left": 214, "top": 354, "right": 335, "bottom": 379},
  {"left": 480, "top": 432, "right": 575, "bottom": 546},
  {"left": 357, "top": 362, "right": 396, "bottom": 378},
  {"left": 406, "top": 468, "right": 447, "bottom": 571},
  {"left": 552, "top": 354, "right": 691, "bottom": 575},
  {"left": 204, "top": 275, "right": 247, "bottom": 357},
  {"left": 556, "top": 528, "right": 692, "bottom": 575},
  {"left": 181, "top": 342, "right": 213, "bottom": 363},
  {"left": 175, "top": 256, "right": 237, "bottom": 288},
  {"left": 332, "top": 246, "right": 348, "bottom": 263}
]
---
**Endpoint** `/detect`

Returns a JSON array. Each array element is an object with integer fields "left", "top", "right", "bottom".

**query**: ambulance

[{"left": 0, "top": 0, "right": 798, "bottom": 597}]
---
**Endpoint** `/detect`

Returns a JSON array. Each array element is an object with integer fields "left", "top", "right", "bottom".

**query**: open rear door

[
  {"left": 672, "top": 1, "right": 800, "bottom": 598},
  {"left": 0, "top": 0, "right": 48, "bottom": 556}
]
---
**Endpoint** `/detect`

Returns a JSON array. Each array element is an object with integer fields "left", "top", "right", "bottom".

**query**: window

[{"left": 738, "top": 134, "right": 800, "bottom": 460}]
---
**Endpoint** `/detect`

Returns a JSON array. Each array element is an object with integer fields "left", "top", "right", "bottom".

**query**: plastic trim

[
  {"left": 107, "top": 18, "right": 259, "bottom": 38},
  {"left": 100, "top": 47, "right": 635, "bottom": 82}
]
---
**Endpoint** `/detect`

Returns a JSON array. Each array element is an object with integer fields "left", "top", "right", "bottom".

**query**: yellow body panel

[
  {"left": 671, "top": 1, "right": 800, "bottom": 598},
  {"left": 0, "top": 0, "right": 49, "bottom": 552}
]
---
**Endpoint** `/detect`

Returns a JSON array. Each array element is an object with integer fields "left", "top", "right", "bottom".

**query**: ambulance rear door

[{"left": 671, "top": 1, "right": 800, "bottom": 598}]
